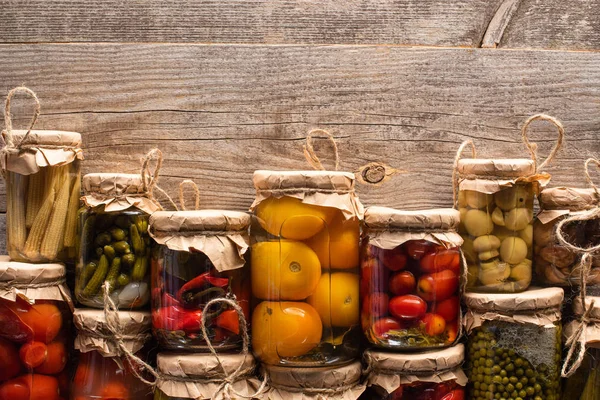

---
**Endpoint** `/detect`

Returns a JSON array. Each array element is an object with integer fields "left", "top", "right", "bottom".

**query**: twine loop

[
  {"left": 140, "top": 148, "right": 178, "bottom": 211},
  {"left": 303, "top": 129, "right": 340, "bottom": 171},
  {"left": 2, "top": 86, "right": 41, "bottom": 149},
  {"left": 521, "top": 113, "right": 564, "bottom": 172},
  {"left": 452, "top": 140, "right": 476, "bottom": 209},
  {"left": 179, "top": 179, "right": 200, "bottom": 211},
  {"left": 584, "top": 158, "right": 600, "bottom": 201}
]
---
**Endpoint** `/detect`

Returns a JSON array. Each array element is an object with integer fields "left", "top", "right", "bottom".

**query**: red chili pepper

[
  {"left": 161, "top": 292, "right": 181, "bottom": 308},
  {"left": 152, "top": 306, "right": 203, "bottom": 333},
  {"left": 205, "top": 275, "right": 229, "bottom": 288},
  {"left": 176, "top": 272, "right": 210, "bottom": 301},
  {"left": 215, "top": 309, "right": 240, "bottom": 335}
]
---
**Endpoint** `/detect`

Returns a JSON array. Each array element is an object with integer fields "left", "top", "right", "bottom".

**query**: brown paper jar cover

[
  {"left": 457, "top": 158, "right": 549, "bottom": 194},
  {"left": 565, "top": 296, "right": 600, "bottom": 349},
  {"left": 149, "top": 210, "right": 251, "bottom": 272}
]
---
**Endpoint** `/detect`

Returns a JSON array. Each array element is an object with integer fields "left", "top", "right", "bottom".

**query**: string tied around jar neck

[
  {"left": 140, "top": 148, "right": 179, "bottom": 211},
  {"left": 303, "top": 128, "right": 340, "bottom": 171},
  {"left": 2, "top": 86, "right": 41, "bottom": 151}
]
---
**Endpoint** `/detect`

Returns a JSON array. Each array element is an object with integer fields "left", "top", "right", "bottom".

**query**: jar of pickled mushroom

[
  {"left": 535, "top": 187, "right": 600, "bottom": 287},
  {"left": 1, "top": 87, "right": 83, "bottom": 263},
  {"left": 361, "top": 207, "right": 463, "bottom": 350},
  {"left": 250, "top": 169, "right": 364, "bottom": 366},
  {"left": 149, "top": 210, "right": 251, "bottom": 351},
  {"left": 154, "top": 353, "right": 264, "bottom": 400},
  {"left": 464, "top": 287, "right": 564, "bottom": 400},
  {"left": 361, "top": 344, "right": 467, "bottom": 400},
  {"left": 263, "top": 361, "right": 365, "bottom": 400},
  {"left": 0, "top": 257, "right": 73, "bottom": 400},
  {"left": 562, "top": 296, "right": 600, "bottom": 399},
  {"left": 76, "top": 173, "right": 161, "bottom": 309},
  {"left": 72, "top": 309, "right": 154, "bottom": 400}
]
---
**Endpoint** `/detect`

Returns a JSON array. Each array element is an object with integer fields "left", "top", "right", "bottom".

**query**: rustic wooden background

[{"left": 1, "top": 0, "right": 599, "bottom": 253}]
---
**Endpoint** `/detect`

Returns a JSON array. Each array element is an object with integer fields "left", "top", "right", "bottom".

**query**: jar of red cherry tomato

[
  {"left": 71, "top": 309, "right": 154, "bottom": 400},
  {"left": 0, "top": 257, "right": 73, "bottom": 400},
  {"left": 361, "top": 344, "right": 467, "bottom": 400},
  {"left": 361, "top": 207, "right": 463, "bottom": 350},
  {"left": 149, "top": 210, "right": 251, "bottom": 351}
]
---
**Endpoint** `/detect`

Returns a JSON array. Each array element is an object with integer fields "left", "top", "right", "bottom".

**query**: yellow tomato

[
  {"left": 255, "top": 196, "right": 336, "bottom": 240},
  {"left": 252, "top": 301, "right": 323, "bottom": 365},
  {"left": 251, "top": 241, "right": 321, "bottom": 300},
  {"left": 305, "top": 214, "right": 360, "bottom": 269},
  {"left": 307, "top": 272, "right": 359, "bottom": 328}
]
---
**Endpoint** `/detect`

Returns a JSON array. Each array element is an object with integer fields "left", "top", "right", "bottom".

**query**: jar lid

[
  {"left": 457, "top": 159, "right": 535, "bottom": 178},
  {"left": 150, "top": 210, "right": 251, "bottom": 233},
  {"left": 539, "top": 187, "right": 599, "bottom": 211},
  {"left": 253, "top": 170, "right": 356, "bottom": 193},
  {"left": 464, "top": 287, "right": 564, "bottom": 312},
  {"left": 264, "top": 361, "right": 361, "bottom": 389},
  {"left": 83, "top": 173, "right": 145, "bottom": 196},
  {"left": 0, "top": 255, "right": 65, "bottom": 283},
  {"left": 364, "top": 206, "right": 460, "bottom": 231},
  {"left": 365, "top": 344, "right": 464, "bottom": 373},
  {"left": 157, "top": 353, "right": 256, "bottom": 378},
  {"left": 573, "top": 296, "right": 600, "bottom": 320},
  {"left": 73, "top": 308, "right": 152, "bottom": 333}
]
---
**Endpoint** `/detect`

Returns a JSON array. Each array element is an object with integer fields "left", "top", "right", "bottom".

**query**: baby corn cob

[
  {"left": 63, "top": 175, "right": 81, "bottom": 247},
  {"left": 40, "top": 175, "right": 71, "bottom": 260},
  {"left": 23, "top": 187, "right": 56, "bottom": 260},
  {"left": 7, "top": 172, "right": 28, "bottom": 257},
  {"left": 25, "top": 168, "right": 45, "bottom": 228}
]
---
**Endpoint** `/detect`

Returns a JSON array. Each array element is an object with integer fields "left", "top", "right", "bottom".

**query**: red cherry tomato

[
  {"left": 389, "top": 295, "right": 427, "bottom": 320},
  {"left": 440, "top": 389, "right": 465, "bottom": 400},
  {"left": 19, "top": 341, "right": 48, "bottom": 368},
  {"left": 101, "top": 381, "right": 129, "bottom": 400},
  {"left": 362, "top": 292, "right": 389, "bottom": 318},
  {"left": 0, "top": 379, "right": 29, "bottom": 400},
  {"left": 380, "top": 247, "right": 407, "bottom": 271},
  {"left": 431, "top": 296, "right": 459, "bottom": 322},
  {"left": 417, "top": 270, "right": 459, "bottom": 302},
  {"left": 0, "top": 337, "right": 21, "bottom": 381},
  {"left": 0, "top": 374, "right": 60, "bottom": 400},
  {"left": 34, "top": 341, "right": 67, "bottom": 374},
  {"left": 19, "top": 303, "right": 63, "bottom": 344},
  {"left": 361, "top": 259, "right": 389, "bottom": 294},
  {"left": 371, "top": 317, "right": 403, "bottom": 338},
  {"left": 389, "top": 271, "right": 416, "bottom": 295},
  {"left": 419, "top": 249, "right": 460, "bottom": 274},
  {"left": 405, "top": 240, "right": 433, "bottom": 260},
  {"left": 420, "top": 313, "right": 446, "bottom": 336},
  {"left": 444, "top": 320, "right": 460, "bottom": 343}
]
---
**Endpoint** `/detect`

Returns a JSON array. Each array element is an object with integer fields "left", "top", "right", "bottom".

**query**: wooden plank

[
  {"left": 0, "top": 0, "right": 502, "bottom": 47},
  {"left": 0, "top": 44, "right": 599, "bottom": 220}
]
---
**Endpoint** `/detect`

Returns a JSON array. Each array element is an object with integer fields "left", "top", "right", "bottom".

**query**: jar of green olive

[
  {"left": 464, "top": 287, "right": 564, "bottom": 400},
  {"left": 75, "top": 173, "right": 160, "bottom": 309}
]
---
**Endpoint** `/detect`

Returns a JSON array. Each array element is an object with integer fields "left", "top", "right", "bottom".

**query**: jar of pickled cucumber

[
  {"left": 76, "top": 173, "right": 161, "bottom": 309},
  {"left": 154, "top": 353, "right": 263, "bottom": 400},
  {"left": 250, "top": 169, "right": 364, "bottom": 366},
  {"left": 149, "top": 210, "right": 251, "bottom": 351},
  {"left": 72, "top": 309, "right": 154, "bottom": 400},
  {"left": 361, "top": 344, "right": 467, "bottom": 400},
  {"left": 0, "top": 257, "right": 73, "bottom": 400},
  {"left": 263, "top": 361, "right": 365, "bottom": 400},
  {"left": 562, "top": 296, "right": 600, "bottom": 399},
  {"left": 464, "top": 287, "right": 564, "bottom": 400},
  {"left": 535, "top": 187, "right": 600, "bottom": 287},
  {"left": 361, "top": 207, "right": 463, "bottom": 350}
]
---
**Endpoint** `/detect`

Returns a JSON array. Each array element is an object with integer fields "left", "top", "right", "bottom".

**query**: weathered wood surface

[{"left": 2, "top": 0, "right": 598, "bottom": 50}]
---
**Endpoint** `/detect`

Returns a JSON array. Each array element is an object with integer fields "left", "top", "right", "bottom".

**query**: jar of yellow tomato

[{"left": 250, "top": 170, "right": 364, "bottom": 366}]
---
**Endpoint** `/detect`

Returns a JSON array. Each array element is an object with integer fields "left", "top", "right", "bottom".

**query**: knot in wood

[{"left": 362, "top": 164, "right": 386, "bottom": 184}]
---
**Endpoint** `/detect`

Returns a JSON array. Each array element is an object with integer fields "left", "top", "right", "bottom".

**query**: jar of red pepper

[
  {"left": 0, "top": 256, "right": 73, "bottom": 400},
  {"left": 361, "top": 207, "right": 463, "bottom": 350},
  {"left": 149, "top": 210, "right": 251, "bottom": 351}
]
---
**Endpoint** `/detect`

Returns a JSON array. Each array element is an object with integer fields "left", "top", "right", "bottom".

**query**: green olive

[
  {"left": 110, "top": 227, "right": 127, "bottom": 241},
  {"left": 473, "top": 235, "right": 501, "bottom": 252},
  {"left": 479, "top": 250, "right": 500, "bottom": 261},
  {"left": 491, "top": 207, "right": 505, "bottom": 227},
  {"left": 500, "top": 237, "right": 528, "bottom": 264},
  {"left": 466, "top": 191, "right": 494, "bottom": 209},
  {"left": 504, "top": 208, "right": 533, "bottom": 231},
  {"left": 494, "top": 185, "right": 531, "bottom": 211},
  {"left": 519, "top": 225, "right": 533, "bottom": 247},
  {"left": 465, "top": 209, "right": 494, "bottom": 237}
]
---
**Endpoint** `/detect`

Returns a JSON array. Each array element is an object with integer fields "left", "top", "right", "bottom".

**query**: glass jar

[
  {"left": 154, "top": 353, "right": 262, "bottom": 400},
  {"left": 535, "top": 187, "right": 600, "bottom": 287},
  {"left": 0, "top": 257, "right": 73, "bottom": 400},
  {"left": 71, "top": 309, "right": 153, "bottom": 400},
  {"left": 263, "top": 361, "right": 364, "bottom": 400},
  {"left": 464, "top": 287, "right": 564, "bottom": 400},
  {"left": 149, "top": 210, "right": 251, "bottom": 351},
  {"left": 250, "top": 170, "right": 363, "bottom": 366},
  {"left": 3, "top": 130, "right": 83, "bottom": 263},
  {"left": 361, "top": 344, "right": 467, "bottom": 400},
  {"left": 456, "top": 159, "right": 538, "bottom": 293},
  {"left": 361, "top": 207, "right": 463, "bottom": 350},
  {"left": 75, "top": 173, "right": 160, "bottom": 309}
]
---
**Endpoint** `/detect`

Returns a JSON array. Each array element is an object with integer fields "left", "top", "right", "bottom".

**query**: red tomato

[
  {"left": 431, "top": 296, "right": 459, "bottom": 322},
  {"left": 0, "top": 299, "right": 34, "bottom": 343},
  {"left": 361, "top": 259, "right": 389, "bottom": 294},
  {"left": 19, "top": 304, "right": 63, "bottom": 344},
  {"left": 0, "top": 337, "right": 21, "bottom": 381},
  {"left": 444, "top": 320, "right": 460, "bottom": 343},
  {"left": 405, "top": 240, "right": 433, "bottom": 260},
  {"left": 1, "top": 375, "right": 60, "bottom": 400},
  {"left": 389, "top": 295, "right": 427, "bottom": 320},
  {"left": 362, "top": 292, "right": 389, "bottom": 318},
  {"left": 440, "top": 389, "right": 465, "bottom": 400},
  {"left": 0, "top": 379, "right": 29, "bottom": 400},
  {"left": 101, "top": 381, "right": 129, "bottom": 400},
  {"left": 420, "top": 313, "right": 446, "bottom": 336},
  {"left": 417, "top": 270, "right": 459, "bottom": 302},
  {"left": 19, "top": 341, "right": 48, "bottom": 368},
  {"left": 35, "top": 341, "right": 67, "bottom": 374},
  {"left": 372, "top": 317, "right": 402, "bottom": 338},
  {"left": 380, "top": 248, "right": 407, "bottom": 271},
  {"left": 419, "top": 249, "right": 460, "bottom": 274},
  {"left": 389, "top": 271, "right": 416, "bottom": 295}
]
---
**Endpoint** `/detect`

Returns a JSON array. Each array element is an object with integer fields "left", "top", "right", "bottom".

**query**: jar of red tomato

[
  {"left": 0, "top": 257, "right": 73, "bottom": 400},
  {"left": 361, "top": 344, "right": 467, "bottom": 400},
  {"left": 149, "top": 210, "right": 251, "bottom": 351},
  {"left": 71, "top": 309, "right": 154, "bottom": 400},
  {"left": 361, "top": 207, "right": 463, "bottom": 350}
]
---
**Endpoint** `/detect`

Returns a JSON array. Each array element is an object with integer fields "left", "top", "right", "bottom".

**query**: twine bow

[
  {"left": 303, "top": 129, "right": 340, "bottom": 171},
  {"left": 140, "top": 148, "right": 178, "bottom": 211},
  {"left": 179, "top": 179, "right": 200, "bottom": 211}
]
